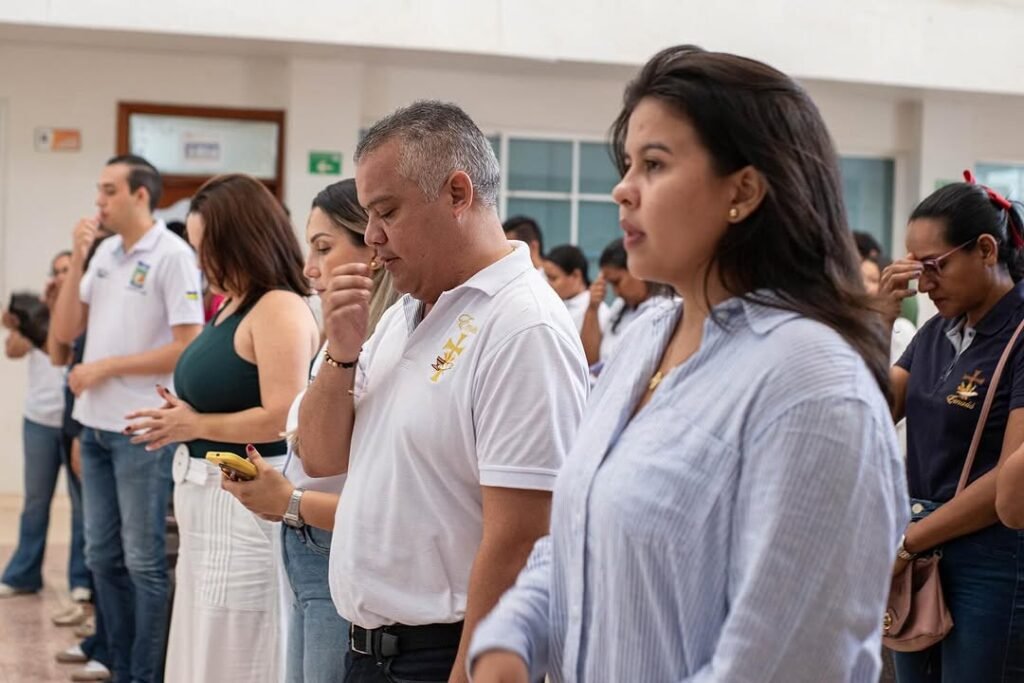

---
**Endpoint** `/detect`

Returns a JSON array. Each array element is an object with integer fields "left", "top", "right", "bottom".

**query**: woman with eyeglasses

[{"left": 880, "top": 174, "right": 1024, "bottom": 681}]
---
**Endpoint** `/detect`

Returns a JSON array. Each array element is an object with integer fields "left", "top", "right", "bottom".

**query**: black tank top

[{"left": 173, "top": 296, "right": 287, "bottom": 459}]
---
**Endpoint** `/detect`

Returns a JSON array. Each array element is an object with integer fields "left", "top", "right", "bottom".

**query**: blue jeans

[
  {"left": 81, "top": 595, "right": 111, "bottom": 668},
  {"left": 282, "top": 524, "right": 350, "bottom": 683},
  {"left": 1, "top": 418, "right": 89, "bottom": 592},
  {"left": 892, "top": 498, "right": 1024, "bottom": 682},
  {"left": 80, "top": 428, "right": 173, "bottom": 683}
]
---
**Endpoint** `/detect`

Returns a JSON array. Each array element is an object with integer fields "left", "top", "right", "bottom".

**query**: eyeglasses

[{"left": 919, "top": 239, "right": 976, "bottom": 277}]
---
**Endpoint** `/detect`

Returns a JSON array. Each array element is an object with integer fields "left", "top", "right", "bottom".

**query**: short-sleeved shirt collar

[
  {"left": 401, "top": 241, "right": 532, "bottom": 331},
  {"left": 113, "top": 220, "right": 166, "bottom": 258}
]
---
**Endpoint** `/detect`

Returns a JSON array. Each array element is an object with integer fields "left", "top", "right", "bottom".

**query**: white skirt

[{"left": 165, "top": 446, "right": 287, "bottom": 683}]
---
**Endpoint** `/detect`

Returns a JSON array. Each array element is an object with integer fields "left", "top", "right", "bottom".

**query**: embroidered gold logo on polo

[
  {"left": 430, "top": 314, "right": 478, "bottom": 383},
  {"left": 947, "top": 369, "right": 985, "bottom": 409}
]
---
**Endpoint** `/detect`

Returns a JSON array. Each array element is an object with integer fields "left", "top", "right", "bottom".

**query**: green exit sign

[{"left": 309, "top": 151, "right": 342, "bottom": 175}]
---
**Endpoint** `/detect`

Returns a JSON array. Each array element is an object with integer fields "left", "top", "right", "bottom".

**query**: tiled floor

[{"left": 0, "top": 494, "right": 86, "bottom": 683}]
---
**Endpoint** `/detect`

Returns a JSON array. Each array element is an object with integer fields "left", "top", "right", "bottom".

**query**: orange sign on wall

[{"left": 34, "top": 127, "right": 82, "bottom": 152}]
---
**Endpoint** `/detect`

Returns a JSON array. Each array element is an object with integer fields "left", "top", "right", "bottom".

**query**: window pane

[
  {"left": 976, "top": 163, "right": 1024, "bottom": 200},
  {"left": 508, "top": 139, "right": 572, "bottom": 192},
  {"left": 579, "top": 142, "right": 619, "bottom": 195},
  {"left": 578, "top": 201, "right": 621, "bottom": 284},
  {"left": 839, "top": 157, "right": 894, "bottom": 254},
  {"left": 505, "top": 198, "right": 571, "bottom": 250}
]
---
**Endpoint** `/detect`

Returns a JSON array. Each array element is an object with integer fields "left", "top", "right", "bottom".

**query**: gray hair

[{"left": 355, "top": 101, "right": 500, "bottom": 208}]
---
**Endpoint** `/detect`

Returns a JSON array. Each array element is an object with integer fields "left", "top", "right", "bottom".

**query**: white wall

[
  {"left": 4, "top": 0, "right": 1024, "bottom": 97},
  {"left": 2, "top": 34, "right": 1024, "bottom": 488}
]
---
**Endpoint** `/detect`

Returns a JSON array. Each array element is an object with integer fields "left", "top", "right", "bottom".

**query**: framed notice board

[{"left": 117, "top": 102, "right": 286, "bottom": 209}]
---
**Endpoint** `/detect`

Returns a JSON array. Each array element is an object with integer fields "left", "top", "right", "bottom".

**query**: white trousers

[{"left": 165, "top": 447, "right": 286, "bottom": 683}]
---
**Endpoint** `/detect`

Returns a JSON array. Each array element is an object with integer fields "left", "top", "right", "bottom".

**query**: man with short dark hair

[
  {"left": 503, "top": 215, "right": 545, "bottom": 270},
  {"left": 51, "top": 155, "right": 204, "bottom": 683},
  {"left": 298, "top": 102, "right": 588, "bottom": 683}
]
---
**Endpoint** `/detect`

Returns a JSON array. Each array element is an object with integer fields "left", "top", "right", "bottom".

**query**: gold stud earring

[{"left": 728, "top": 207, "right": 740, "bottom": 220}]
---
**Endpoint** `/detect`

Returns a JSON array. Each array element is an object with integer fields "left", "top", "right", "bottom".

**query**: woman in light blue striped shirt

[{"left": 470, "top": 45, "right": 909, "bottom": 682}]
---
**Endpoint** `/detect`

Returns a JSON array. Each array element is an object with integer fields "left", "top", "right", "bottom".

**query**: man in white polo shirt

[
  {"left": 297, "top": 102, "right": 588, "bottom": 683},
  {"left": 51, "top": 155, "right": 204, "bottom": 683}
]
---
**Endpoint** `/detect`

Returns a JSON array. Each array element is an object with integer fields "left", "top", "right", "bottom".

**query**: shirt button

[{"left": 911, "top": 503, "right": 924, "bottom": 514}]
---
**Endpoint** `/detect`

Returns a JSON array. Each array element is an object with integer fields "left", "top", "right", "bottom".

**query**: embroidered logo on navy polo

[
  {"left": 947, "top": 369, "right": 985, "bottom": 409},
  {"left": 429, "top": 314, "right": 479, "bottom": 383}
]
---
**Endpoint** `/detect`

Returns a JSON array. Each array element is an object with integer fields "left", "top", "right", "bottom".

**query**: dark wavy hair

[
  {"left": 189, "top": 174, "right": 308, "bottom": 309},
  {"left": 611, "top": 45, "right": 889, "bottom": 397}
]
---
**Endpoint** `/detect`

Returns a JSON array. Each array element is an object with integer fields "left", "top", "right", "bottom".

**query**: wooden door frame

[{"left": 116, "top": 102, "right": 286, "bottom": 209}]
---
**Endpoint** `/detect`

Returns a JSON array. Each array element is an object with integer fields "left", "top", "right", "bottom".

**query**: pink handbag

[{"left": 883, "top": 316, "right": 1024, "bottom": 652}]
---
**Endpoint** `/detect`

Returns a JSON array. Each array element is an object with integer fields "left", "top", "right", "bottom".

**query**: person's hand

[
  {"left": 220, "top": 444, "right": 292, "bottom": 522},
  {"left": 588, "top": 275, "right": 607, "bottom": 312},
  {"left": 892, "top": 555, "right": 911, "bottom": 578},
  {"left": 68, "top": 359, "right": 111, "bottom": 396},
  {"left": 71, "top": 217, "right": 100, "bottom": 266},
  {"left": 123, "top": 385, "right": 200, "bottom": 451},
  {"left": 879, "top": 255, "right": 922, "bottom": 328},
  {"left": 470, "top": 650, "right": 530, "bottom": 683},
  {"left": 43, "top": 278, "right": 61, "bottom": 308},
  {"left": 1, "top": 310, "right": 18, "bottom": 331},
  {"left": 322, "top": 262, "right": 373, "bottom": 364}
]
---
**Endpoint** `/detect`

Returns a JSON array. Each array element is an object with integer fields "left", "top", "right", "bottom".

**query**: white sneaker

[
  {"left": 70, "top": 587, "right": 92, "bottom": 603},
  {"left": 70, "top": 660, "right": 111, "bottom": 681},
  {"left": 55, "top": 644, "right": 89, "bottom": 664},
  {"left": 0, "top": 582, "right": 34, "bottom": 598}
]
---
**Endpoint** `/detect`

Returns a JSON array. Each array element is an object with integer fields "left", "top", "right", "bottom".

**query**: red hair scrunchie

[{"left": 963, "top": 169, "right": 1023, "bottom": 248}]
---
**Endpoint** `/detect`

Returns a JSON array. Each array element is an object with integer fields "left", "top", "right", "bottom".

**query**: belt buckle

[{"left": 349, "top": 623, "right": 372, "bottom": 656}]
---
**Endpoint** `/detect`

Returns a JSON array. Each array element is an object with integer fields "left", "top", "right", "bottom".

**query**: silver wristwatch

[{"left": 283, "top": 488, "right": 305, "bottom": 528}]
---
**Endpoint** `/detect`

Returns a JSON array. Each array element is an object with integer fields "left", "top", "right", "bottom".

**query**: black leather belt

[{"left": 349, "top": 621, "right": 463, "bottom": 660}]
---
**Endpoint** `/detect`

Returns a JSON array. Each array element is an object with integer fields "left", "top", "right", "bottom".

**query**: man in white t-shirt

[
  {"left": 297, "top": 102, "right": 588, "bottom": 683},
  {"left": 51, "top": 155, "right": 204, "bottom": 683}
]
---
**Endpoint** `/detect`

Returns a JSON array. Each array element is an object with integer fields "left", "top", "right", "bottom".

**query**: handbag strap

[{"left": 956, "top": 315, "right": 1024, "bottom": 495}]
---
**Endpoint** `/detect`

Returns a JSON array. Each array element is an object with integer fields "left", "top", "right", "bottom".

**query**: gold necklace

[{"left": 648, "top": 371, "right": 664, "bottom": 392}]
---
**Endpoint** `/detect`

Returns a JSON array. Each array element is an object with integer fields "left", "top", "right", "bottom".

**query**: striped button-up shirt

[{"left": 470, "top": 295, "right": 909, "bottom": 682}]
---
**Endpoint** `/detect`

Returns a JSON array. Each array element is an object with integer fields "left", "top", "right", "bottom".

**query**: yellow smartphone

[{"left": 205, "top": 451, "right": 258, "bottom": 481}]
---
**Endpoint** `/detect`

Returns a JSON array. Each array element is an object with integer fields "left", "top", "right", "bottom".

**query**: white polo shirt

[
  {"left": 73, "top": 222, "right": 204, "bottom": 433},
  {"left": 329, "top": 244, "right": 588, "bottom": 628}
]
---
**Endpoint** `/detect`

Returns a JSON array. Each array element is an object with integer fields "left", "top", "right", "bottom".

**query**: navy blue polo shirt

[{"left": 898, "top": 280, "right": 1024, "bottom": 502}]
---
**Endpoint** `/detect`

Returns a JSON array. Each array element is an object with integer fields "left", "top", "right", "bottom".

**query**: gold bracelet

[{"left": 323, "top": 349, "right": 359, "bottom": 369}]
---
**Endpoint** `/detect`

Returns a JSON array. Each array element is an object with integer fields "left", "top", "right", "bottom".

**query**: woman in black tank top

[{"left": 125, "top": 174, "right": 319, "bottom": 683}]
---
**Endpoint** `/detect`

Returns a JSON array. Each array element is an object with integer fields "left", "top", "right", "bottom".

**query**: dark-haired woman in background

[
  {"left": 470, "top": 44, "right": 907, "bottom": 682},
  {"left": 125, "top": 174, "right": 320, "bottom": 682},
  {"left": 222, "top": 179, "right": 399, "bottom": 683},
  {"left": 581, "top": 238, "right": 671, "bottom": 367},
  {"left": 543, "top": 244, "right": 607, "bottom": 332},
  {"left": 880, "top": 174, "right": 1024, "bottom": 682}
]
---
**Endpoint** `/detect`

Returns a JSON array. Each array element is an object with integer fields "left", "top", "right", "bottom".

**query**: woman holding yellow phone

[
  {"left": 124, "top": 174, "right": 320, "bottom": 683},
  {"left": 221, "top": 179, "right": 397, "bottom": 683}
]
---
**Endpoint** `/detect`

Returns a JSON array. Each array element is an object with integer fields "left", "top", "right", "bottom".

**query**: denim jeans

[
  {"left": 892, "top": 498, "right": 1024, "bottom": 682},
  {"left": 81, "top": 594, "right": 111, "bottom": 668},
  {"left": 1, "top": 418, "right": 89, "bottom": 592},
  {"left": 282, "top": 524, "right": 350, "bottom": 683},
  {"left": 80, "top": 428, "right": 173, "bottom": 683}
]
